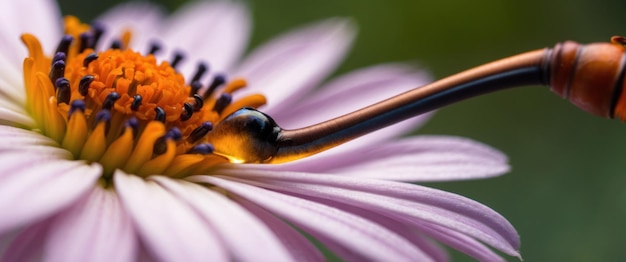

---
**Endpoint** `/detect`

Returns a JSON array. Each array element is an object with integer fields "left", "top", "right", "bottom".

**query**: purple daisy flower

[{"left": 0, "top": 0, "right": 519, "bottom": 261}]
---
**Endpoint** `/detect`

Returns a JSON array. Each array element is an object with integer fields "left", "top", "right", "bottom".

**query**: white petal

[
  {"left": 114, "top": 171, "right": 226, "bottom": 262},
  {"left": 0, "top": 156, "right": 101, "bottom": 234},
  {"left": 325, "top": 135, "right": 509, "bottom": 181},
  {"left": 0, "top": 107, "right": 35, "bottom": 127},
  {"left": 233, "top": 19, "right": 355, "bottom": 115},
  {"left": 43, "top": 187, "right": 137, "bottom": 262},
  {"left": 0, "top": 50, "right": 27, "bottom": 106},
  {"left": 152, "top": 176, "right": 293, "bottom": 262},
  {"left": 194, "top": 176, "right": 426, "bottom": 262},
  {"left": 95, "top": 2, "right": 165, "bottom": 51},
  {"left": 0, "top": 0, "right": 61, "bottom": 66},
  {"left": 162, "top": 1, "right": 251, "bottom": 77},
  {"left": 215, "top": 169, "right": 520, "bottom": 257},
  {"left": 0, "top": 219, "right": 50, "bottom": 261}
]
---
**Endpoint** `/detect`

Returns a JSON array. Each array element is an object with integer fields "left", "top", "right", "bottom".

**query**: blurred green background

[{"left": 58, "top": 0, "right": 626, "bottom": 260}]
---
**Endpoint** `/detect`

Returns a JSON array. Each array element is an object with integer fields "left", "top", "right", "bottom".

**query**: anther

[
  {"left": 131, "top": 95, "right": 142, "bottom": 111},
  {"left": 171, "top": 52, "right": 184, "bottom": 69},
  {"left": 192, "top": 94, "right": 204, "bottom": 111},
  {"left": 79, "top": 32, "right": 92, "bottom": 53},
  {"left": 55, "top": 78, "right": 71, "bottom": 105},
  {"left": 102, "top": 92, "right": 120, "bottom": 110},
  {"left": 188, "top": 143, "right": 214, "bottom": 154},
  {"left": 91, "top": 22, "right": 105, "bottom": 49},
  {"left": 148, "top": 41, "right": 161, "bottom": 55},
  {"left": 190, "top": 81, "right": 202, "bottom": 95},
  {"left": 83, "top": 53, "right": 99, "bottom": 67},
  {"left": 180, "top": 103, "right": 194, "bottom": 121},
  {"left": 124, "top": 117, "right": 139, "bottom": 137},
  {"left": 96, "top": 110, "right": 111, "bottom": 123},
  {"left": 187, "top": 121, "right": 213, "bottom": 143},
  {"left": 68, "top": 100, "right": 86, "bottom": 117},
  {"left": 191, "top": 62, "right": 208, "bottom": 83},
  {"left": 78, "top": 75, "right": 94, "bottom": 96},
  {"left": 213, "top": 93, "right": 232, "bottom": 114},
  {"left": 204, "top": 74, "right": 226, "bottom": 100},
  {"left": 153, "top": 128, "right": 182, "bottom": 155},
  {"left": 110, "top": 40, "right": 122, "bottom": 50},
  {"left": 154, "top": 107, "right": 166, "bottom": 123},
  {"left": 49, "top": 60, "right": 65, "bottom": 84},
  {"left": 55, "top": 35, "right": 73, "bottom": 55},
  {"left": 52, "top": 52, "right": 66, "bottom": 64}
]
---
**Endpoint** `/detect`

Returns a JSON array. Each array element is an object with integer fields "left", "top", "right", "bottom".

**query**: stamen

[
  {"left": 213, "top": 93, "right": 232, "bottom": 114},
  {"left": 91, "top": 22, "right": 105, "bottom": 49},
  {"left": 154, "top": 107, "right": 166, "bottom": 123},
  {"left": 148, "top": 41, "right": 161, "bottom": 55},
  {"left": 204, "top": 74, "right": 226, "bottom": 100},
  {"left": 171, "top": 51, "right": 184, "bottom": 69},
  {"left": 180, "top": 102, "right": 193, "bottom": 121},
  {"left": 55, "top": 35, "right": 73, "bottom": 55},
  {"left": 49, "top": 60, "right": 65, "bottom": 84},
  {"left": 131, "top": 95, "right": 142, "bottom": 111},
  {"left": 189, "top": 143, "right": 214, "bottom": 154},
  {"left": 187, "top": 121, "right": 213, "bottom": 143},
  {"left": 83, "top": 53, "right": 98, "bottom": 67},
  {"left": 79, "top": 32, "right": 91, "bottom": 53},
  {"left": 52, "top": 52, "right": 66, "bottom": 64},
  {"left": 191, "top": 62, "right": 208, "bottom": 83},
  {"left": 192, "top": 93, "right": 204, "bottom": 111},
  {"left": 110, "top": 40, "right": 122, "bottom": 49},
  {"left": 190, "top": 81, "right": 202, "bottom": 95},
  {"left": 68, "top": 99, "right": 86, "bottom": 117},
  {"left": 153, "top": 128, "right": 182, "bottom": 155},
  {"left": 78, "top": 75, "right": 94, "bottom": 96},
  {"left": 96, "top": 110, "right": 111, "bottom": 124},
  {"left": 55, "top": 78, "right": 71, "bottom": 104},
  {"left": 102, "top": 92, "right": 120, "bottom": 110}
]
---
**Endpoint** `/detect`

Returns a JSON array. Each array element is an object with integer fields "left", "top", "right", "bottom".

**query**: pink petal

[
  {"left": 0, "top": 51, "right": 26, "bottom": 106},
  {"left": 0, "top": 126, "right": 69, "bottom": 156},
  {"left": 233, "top": 18, "right": 355, "bottom": 115},
  {"left": 114, "top": 171, "right": 227, "bottom": 262},
  {"left": 0, "top": 153, "right": 101, "bottom": 234},
  {"left": 94, "top": 2, "right": 165, "bottom": 51},
  {"left": 43, "top": 187, "right": 137, "bottom": 262},
  {"left": 151, "top": 176, "right": 294, "bottom": 262},
  {"left": 0, "top": 0, "right": 61, "bottom": 66},
  {"left": 327, "top": 135, "right": 510, "bottom": 181},
  {"left": 0, "top": 107, "right": 34, "bottom": 127},
  {"left": 1, "top": 219, "right": 51, "bottom": 261},
  {"left": 215, "top": 169, "right": 519, "bottom": 257},
  {"left": 162, "top": 1, "right": 251, "bottom": 77},
  {"left": 192, "top": 176, "right": 428, "bottom": 261},
  {"left": 235, "top": 194, "right": 326, "bottom": 262}
]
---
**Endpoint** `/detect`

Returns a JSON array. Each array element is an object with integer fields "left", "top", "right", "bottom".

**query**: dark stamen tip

[
  {"left": 148, "top": 41, "right": 161, "bottom": 55},
  {"left": 153, "top": 128, "right": 181, "bottom": 155},
  {"left": 55, "top": 78, "right": 71, "bottom": 105},
  {"left": 131, "top": 95, "right": 142, "bottom": 111},
  {"left": 171, "top": 51, "right": 185, "bottom": 69},
  {"left": 69, "top": 99, "right": 86, "bottom": 117},
  {"left": 49, "top": 60, "right": 66, "bottom": 84},
  {"left": 192, "top": 94, "right": 204, "bottom": 111},
  {"left": 91, "top": 22, "right": 105, "bottom": 49},
  {"left": 190, "top": 81, "right": 202, "bottom": 95},
  {"left": 79, "top": 75, "right": 95, "bottom": 97},
  {"left": 110, "top": 40, "right": 122, "bottom": 50},
  {"left": 204, "top": 74, "right": 226, "bottom": 100},
  {"left": 180, "top": 102, "right": 194, "bottom": 121},
  {"left": 166, "top": 127, "right": 183, "bottom": 141},
  {"left": 189, "top": 143, "right": 214, "bottom": 154},
  {"left": 154, "top": 107, "right": 166, "bottom": 123},
  {"left": 83, "top": 53, "right": 99, "bottom": 68},
  {"left": 213, "top": 93, "right": 232, "bottom": 114},
  {"left": 52, "top": 52, "right": 66, "bottom": 64},
  {"left": 187, "top": 121, "right": 213, "bottom": 143},
  {"left": 96, "top": 109, "right": 111, "bottom": 123},
  {"left": 191, "top": 62, "right": 209, "bottom": 83},
  {"left": 79, "top": 32, "right": 92, "bottom": 53},
  {"left": 125, "top": 117, "right": 138, "bottom": 130},
  {"left": 55, "top": 35, "right": 73, "bottom": 55},
  {"left": 102, "top": 92, "right": 120, "bottom": 110}
]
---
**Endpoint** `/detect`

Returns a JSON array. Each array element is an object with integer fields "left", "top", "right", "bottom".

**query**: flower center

[{"left": 20, "top": 16, "right": 267, "bottom": 178}]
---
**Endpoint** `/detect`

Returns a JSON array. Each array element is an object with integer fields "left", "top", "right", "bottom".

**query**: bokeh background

[{"left": 57, "top": 0, "right": 626, "bottom": 260}]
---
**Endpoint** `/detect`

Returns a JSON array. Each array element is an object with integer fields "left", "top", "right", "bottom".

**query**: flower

[{"left": 0, "top": 0, "right": 519, "bottom": 261}]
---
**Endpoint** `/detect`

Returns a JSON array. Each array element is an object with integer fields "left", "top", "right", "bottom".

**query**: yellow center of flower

[{"left": 20, "top": 16, "right": 267, "bottom": 178}]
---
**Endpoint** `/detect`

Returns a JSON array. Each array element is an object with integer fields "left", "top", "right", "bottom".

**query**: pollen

[{"left": 20, "top": 16, "right": 268, "bottom": 179}]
